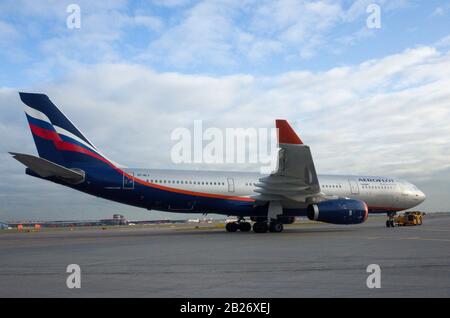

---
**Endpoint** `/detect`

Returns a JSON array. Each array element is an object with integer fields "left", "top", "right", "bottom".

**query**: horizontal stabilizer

[{"left": 9, "top": 152, "right": 85, "bottom": 184}]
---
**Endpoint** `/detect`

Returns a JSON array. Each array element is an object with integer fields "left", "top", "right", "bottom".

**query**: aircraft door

[
  {"left": 227, "top": 178, "right": 235, "bottom": 193},
  {"left": 348, "top": 179, "right": 359, "bottom": 194},
  {"left": 123, "top": 172, "right": 135, "bottom": 189}
]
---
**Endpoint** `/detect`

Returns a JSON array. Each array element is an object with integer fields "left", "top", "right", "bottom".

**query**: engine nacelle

[{"left": 307, "top": 199, "right": 368, "bottom": 225}]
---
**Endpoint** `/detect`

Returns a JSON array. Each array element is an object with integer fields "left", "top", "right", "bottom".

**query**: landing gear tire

[
  {"left": 269, "top": 222, "right": 284, "bottom": 233},
  {"left": 253, "top": 222, "right": 269, "bottom": 233},
  {"left": 239, "top": 222, "right": 251, "bottom": 232},
  {"left": 225, "top": 222, "right": 239, "bottom": 232},
  {"left": 386, "top": 212, "right": 396, "bottom": 228}
]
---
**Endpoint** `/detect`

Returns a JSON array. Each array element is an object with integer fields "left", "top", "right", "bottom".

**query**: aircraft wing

[
  {"left": 251, "top": 120, "right": 321, "bottom": 205},
  {"left": 9, "top": 152, "right": 85, "bottom": 184}
]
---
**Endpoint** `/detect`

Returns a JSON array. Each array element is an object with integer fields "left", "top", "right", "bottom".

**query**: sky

[{"left": 0, "top": 0, "right": 449, "bottom": 221}]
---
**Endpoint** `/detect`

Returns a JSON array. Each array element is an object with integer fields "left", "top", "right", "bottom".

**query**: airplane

[{"left": 10, "top": 92, "right": 426, "bottom": 233}]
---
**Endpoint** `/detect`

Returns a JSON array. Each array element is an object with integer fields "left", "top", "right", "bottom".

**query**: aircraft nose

[{"left": 417, "top": 190, "right": 426, "bottom": 203}]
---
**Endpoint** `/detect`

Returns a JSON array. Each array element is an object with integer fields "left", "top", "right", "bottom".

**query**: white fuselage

[{"left": 127, "top": 169, "right": 426, "bottom": 212}]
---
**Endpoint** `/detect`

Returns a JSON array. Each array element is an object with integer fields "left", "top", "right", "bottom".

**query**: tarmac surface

[{"left": 0, "top": 214, "right": 449, "bottom": 297}]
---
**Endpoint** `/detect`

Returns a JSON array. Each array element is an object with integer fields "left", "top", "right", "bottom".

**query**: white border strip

[
  {"left": 24, "top": 106, "right": 52, "bottom": 124},
  {"left": 54, "top": 125, "right": 98, "bottom": 153}
]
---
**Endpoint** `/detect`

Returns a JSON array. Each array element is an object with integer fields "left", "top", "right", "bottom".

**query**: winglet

[{"left": 275, "top": 119, "right": 303, "bottom": 145}]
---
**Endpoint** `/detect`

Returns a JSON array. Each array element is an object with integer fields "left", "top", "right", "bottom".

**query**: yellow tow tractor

[{"left": 386, "top": 211, "right": 425, "bottom": 227}]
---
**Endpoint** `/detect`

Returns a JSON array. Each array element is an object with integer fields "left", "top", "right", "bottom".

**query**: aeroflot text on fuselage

[{"left": 358, "top": 178, "right": 395, "bottom": 183}]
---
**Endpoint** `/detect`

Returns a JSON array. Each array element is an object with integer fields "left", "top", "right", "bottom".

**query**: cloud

[
  {"left": 132, "top": 14, "right": 164, "bottom": 31},
  {"left": 134, "top": 0, "right": 414, "bottom": 68},
  {"left": 0, "top": 0, "right": 162, "bottom": 77},
  {"left": 142, "top": 1, "right": 243, "bottom": 68},
  {"left": 1, "top": 44, "right": 450, "bottom": 221},
  {"left": 0, "top": 20, "right": 19, "bottom": 39},
  {"left": 143, "top": 0, "right": 347, "bottom": 66},
  {"left": 344, "top": 0, "right": 409, "bottom": 21},
  {"left": 431, "top": 4, "right": 450, "bottom": 17},
  {"left": 250, "top": 0, "right": 343, "bottom": 46},
  {"left": 0, "top": 0, "right": 418, "bottom": 76},
  {"left": 435, "top": 35, "right": 450, "bottom": 48},
  {"left": 151, "top": 0, "right": 192, "bottom": 8},
  {"left": 0, "top": 20, "right": 29, "bottom": 62}
]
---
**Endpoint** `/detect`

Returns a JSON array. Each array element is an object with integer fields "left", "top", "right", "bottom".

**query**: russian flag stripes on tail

[{"left": 19, "top": 92, "right": 111, "bottom": 168}]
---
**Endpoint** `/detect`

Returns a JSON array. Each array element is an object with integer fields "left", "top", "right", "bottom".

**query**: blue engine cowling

[{"left": 307, "top": 199, "right": 368, "bottom": 224}]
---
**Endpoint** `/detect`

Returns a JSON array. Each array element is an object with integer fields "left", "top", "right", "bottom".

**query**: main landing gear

[
  {"left": 253, "top": 221, "right": 284, "bottom": 233},
  {"left": 269, "top": 221, "right": 283, "bottom": 233},
  {"left": 226, "top": 217, "right": 284, "bottom": 233},
  {"left": 252, "top": 220, "right": 283, "bottom": 233},
  {"left": 225, "top": 217, "right": 251, "bottom": 233}
]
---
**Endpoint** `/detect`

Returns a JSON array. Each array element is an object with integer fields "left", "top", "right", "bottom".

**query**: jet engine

[{"left": 307, "top": 198, "right": 368, "bottom": 224}]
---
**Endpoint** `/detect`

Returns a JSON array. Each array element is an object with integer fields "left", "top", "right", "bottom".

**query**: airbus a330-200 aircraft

[{"left": 10, "top": 93, "right": 426, "bottom": 233}]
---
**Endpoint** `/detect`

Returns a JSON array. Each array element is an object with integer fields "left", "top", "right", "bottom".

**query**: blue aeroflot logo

[{"left": 358, "top": 178, "right": 395, "bottom": 183}]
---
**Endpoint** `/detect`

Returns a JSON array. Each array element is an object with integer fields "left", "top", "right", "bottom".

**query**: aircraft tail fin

[{"left": 19, "top": 92, "right": 112, "bottom": 168}]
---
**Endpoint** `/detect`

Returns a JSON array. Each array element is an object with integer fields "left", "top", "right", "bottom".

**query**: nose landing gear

[{"left": 386, "top": 212, "right": 396, "bottom": 227}]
